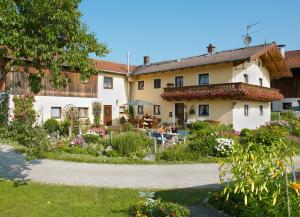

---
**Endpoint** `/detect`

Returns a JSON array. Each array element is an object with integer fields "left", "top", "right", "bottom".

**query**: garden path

[{"left": 1, "top": 144, "right": 300, "bottom": 189}]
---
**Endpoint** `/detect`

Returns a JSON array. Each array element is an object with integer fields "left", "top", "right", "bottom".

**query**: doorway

[
  {"left": 104, "top": 105, "right": 112, "bottom": 126},
  {"left": 175, "top": 103, "right": 185, "bottom": 127}
]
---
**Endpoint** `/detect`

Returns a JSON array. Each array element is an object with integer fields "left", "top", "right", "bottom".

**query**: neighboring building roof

[
  {"left": 285, "top": 50, "right": 300, "bottom": 69},
  {"left": 93, "top": 59, "right": 137, "bottom": 75},
  {"left": 133, "top": 43, "right": 291, "bottom": 78}
]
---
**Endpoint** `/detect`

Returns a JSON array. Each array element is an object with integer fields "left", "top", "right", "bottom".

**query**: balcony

[{"left": 161, "top": 82, "right": 283, "bottom": 102}]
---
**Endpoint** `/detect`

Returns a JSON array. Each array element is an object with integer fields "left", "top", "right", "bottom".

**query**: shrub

[
  {"left": 156, "top": 145, "right": 199, "bottom": 161},
  {"left": 82, "top": 133, "right": 100, "bottom": 144},
  {"left": 71, "top": 135, "right": 85, "bottom": 146},
  {"left": 9, "top": 122, "right": 49, "bottom": 158},
  {"left": 89, "top": 127, "right": 105, "bottom": 138},
  {"left": 92, "top": 101, "right": 102, "bottom": 127},
  {"left": 214, "top": 138, "right": 234, "bottom": 157},
  {"left": 103, "top": 132, "right": 152, "bottom": 157},
  {"left": 134, "top": 198, "right": 190, "bottom": 217},
  {"left": 120, "top": 122, "right": 134, "bottom": 132},
  {"left": 60, "top": 120, "right": 70, "bottom": 137},
  {"left": 240, "top": 125, "right": 288, "bottom": 146},
  {"left": 43, "top": 118, "right": 60, "bottom": 134}
]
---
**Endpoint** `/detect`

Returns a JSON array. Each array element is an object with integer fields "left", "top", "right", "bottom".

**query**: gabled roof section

[
  {"left": 92, "top": 59, "right": 137, "bottom": 75},
  {"left": 133, "top": 43, "right": 292, "bottom": 79},
  {"left": 285, "top": 50, "right": 300, "bottom": 69}
]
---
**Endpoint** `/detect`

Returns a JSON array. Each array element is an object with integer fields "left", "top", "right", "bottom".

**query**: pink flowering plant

[
  {"left": 71, "top": 135, "right": 85, "bottom": 147},
  {"left": 89, "top": 127, "right": 105, "bottom": 138}
]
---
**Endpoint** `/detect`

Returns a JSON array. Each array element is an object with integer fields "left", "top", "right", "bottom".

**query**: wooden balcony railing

[{"left": 161, "top": 82, "right": 283, "bottom": 102}]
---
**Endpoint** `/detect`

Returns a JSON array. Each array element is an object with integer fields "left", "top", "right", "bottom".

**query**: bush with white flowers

[{"left": 215, "top": 138, "right": 234, "bottom": 157}]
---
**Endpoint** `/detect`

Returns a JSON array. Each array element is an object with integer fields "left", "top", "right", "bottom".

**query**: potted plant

[
  {"left": 189, "top": 105, "right": 195, "bottom": 116},
  {"left": 166, "top": 82, "right": 174, "bottom": 87}
]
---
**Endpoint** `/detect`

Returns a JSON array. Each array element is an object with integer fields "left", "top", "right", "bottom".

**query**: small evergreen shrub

[{"left": 43, "top": 118, "right": 60, "bottom": 134}]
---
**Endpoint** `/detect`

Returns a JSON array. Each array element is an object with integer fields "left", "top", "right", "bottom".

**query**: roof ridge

[{"left": 136, "top": 43, "right": 274, "bottom": 68}]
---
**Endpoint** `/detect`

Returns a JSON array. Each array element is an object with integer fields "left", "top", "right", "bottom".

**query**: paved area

[
  {"left": 1, "top": 144, "right": 300, "bottom": 189},
  {"left": 189, "top": 204, "right": 226, "bottom": 217}
]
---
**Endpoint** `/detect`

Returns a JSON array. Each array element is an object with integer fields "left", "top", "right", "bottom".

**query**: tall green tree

[{"left": 0, "top": 0, "right": 108, "bottom": 92}]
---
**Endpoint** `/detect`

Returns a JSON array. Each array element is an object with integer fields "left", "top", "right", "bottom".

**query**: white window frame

[
  {"left": 138, "top": 105, "right": 144, "bottom": 115},
  {"left": 198, "top": 104, "right": 209, "bottom": 117},
  {"left": 244, "top": 74, "right": 249, "bottom": 84},
  {"left": 153, "top": 105, "right": 161, "bottom": 115},
  {"left": 51, "top": 107, "right": 61, "bottom": 119},
  {"left": 103, "top": 76, "right": 113, "bottom": 89},
  {"left": 259, "top": 105, "right": 263, "bottom": 116},
  {"left": 198, "top": 73, "right": 210, "bottom": 85},
  {"left": 138, "top": 80, "right": 144, "bottom": 90},
  {"left": 153, "top": 78, "right": 161, "bottom": 89},
  {"left": 174, "top": 76, "right": 184, "bottom": 87},
  {"left": 244, "top": 105, "right": 249, "bottom": 116}
]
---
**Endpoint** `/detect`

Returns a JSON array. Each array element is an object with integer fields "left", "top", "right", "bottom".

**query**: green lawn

[{"left": 0, "top": 181, "right": 212, "bottom": 217}]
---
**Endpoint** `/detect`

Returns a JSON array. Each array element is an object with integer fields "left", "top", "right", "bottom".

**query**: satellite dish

[{"left": 243, "top": 35, "right": 252, "bottom": 47}]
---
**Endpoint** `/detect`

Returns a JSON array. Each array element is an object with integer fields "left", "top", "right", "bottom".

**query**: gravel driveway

[{"left": 1, "top": 144, "right": 300, "bottom": 189}]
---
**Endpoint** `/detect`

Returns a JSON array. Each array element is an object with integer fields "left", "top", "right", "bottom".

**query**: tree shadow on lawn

[
  {"left": 0, "top": 144, "right": 41, "bottom": 182},
  {"left": 155, "top": 184, "right": 222, "bottom": 207}
]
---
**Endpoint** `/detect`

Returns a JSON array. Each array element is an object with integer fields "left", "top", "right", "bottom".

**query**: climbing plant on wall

[
  {"left": 0, "top": 91, "right": 9, "bottom": 126},
  {"left": 92, "top": 101, "right": 102, "bottom": 127},
  {"left": 12, "top": 95, "right": 36, "bottom": 126}
]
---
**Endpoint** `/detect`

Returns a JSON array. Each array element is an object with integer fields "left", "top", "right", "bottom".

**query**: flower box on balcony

[{"left": 161, "top": 82, "right": 283, "bottom": 102}]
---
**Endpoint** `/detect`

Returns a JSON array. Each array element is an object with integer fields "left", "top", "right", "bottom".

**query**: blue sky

[{"left": 80, "top": 0, "right": 300, "bottom": 65}]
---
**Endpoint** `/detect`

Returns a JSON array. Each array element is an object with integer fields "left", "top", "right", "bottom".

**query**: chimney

[
  {"left": 278, "top": 44, "right": 286, "bottom": 58},
  {"left": 144, "top": 56, "right": 150, "bottom": 65},
  {"left": 207, "top": 43, "right": 216, "bottom": 55}
]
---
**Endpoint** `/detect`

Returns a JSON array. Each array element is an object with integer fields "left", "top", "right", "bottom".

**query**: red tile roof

[
  {"left": 133, "top": 43, "right": 280, "bottom": 75},
  {"left": 92, "top": 59, "right": 136, "bottom": 74},
  {"left": 285, "top": 50, "right": 300, "bottom": 69}
]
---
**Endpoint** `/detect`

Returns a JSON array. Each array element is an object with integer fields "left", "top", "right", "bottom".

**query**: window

[
  {"left": 175, "top": 76, "right": 183, "bottom": 87},
  {"left": 119, "top": 106, "right": 125, "bottom": 113},
  {"left": 198, "top": 73, "right": 209, "bottom": 85},
  {"left": 51, "top": 107, "right": 61, "bottom": 119},
  {"left": 154, "top": 79, "right": 161, "bottom": 89},
  {"left": 244, "top": 74, "right": 249, "bottom": 83},
  {"left": 244, "top": 105, "right": 249, "bottom": 116},
  {"left": 153, "top": 105, "right": 161, "bottom": 115},
  {"left": 104, "top": 77, "right": 113, "bottom": 89},
  {"left": 198, "top": 105, "right": 209, "bottom": 116},
  {"left": 259, "top": 78, "right": 263, "bottom": 86},
  {"left": 138, "top": 105, "right": 144, "bottom": 115},
  {"left": 259, "top": 105, "right": 263, "bottom": 115},
  {"left": 257, "top": 60, "right": 261, "bottom": 67},
  {"left": 283, "top": 103, "right": 292, "bottom": 110},
  {"left": 138, "top": 81, "right": 144, "bottom": 90},
  {"left": 78, "top": 107, "right": 89, "bottom": 119}
]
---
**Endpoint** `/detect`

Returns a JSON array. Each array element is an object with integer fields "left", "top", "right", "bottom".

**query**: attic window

[{"left": 257, "top": 60, "right": 262, "bottom": 67}]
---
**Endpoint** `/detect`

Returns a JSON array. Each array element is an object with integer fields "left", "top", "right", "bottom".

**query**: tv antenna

[{"left": 242, "top": 22, "right": 261, "bottom": 47}]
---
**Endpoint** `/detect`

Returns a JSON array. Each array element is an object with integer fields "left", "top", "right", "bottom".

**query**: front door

[
  {"left": 175, "top": 103, "right": 185, "bottom": 127},
  {"left": 104, "top": 105, "right": 112, "bottom": 126}
]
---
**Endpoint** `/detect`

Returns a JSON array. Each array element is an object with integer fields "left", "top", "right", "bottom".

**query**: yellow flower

[{"left": 290, "top": 183, "right": 300, "bottom": 196}]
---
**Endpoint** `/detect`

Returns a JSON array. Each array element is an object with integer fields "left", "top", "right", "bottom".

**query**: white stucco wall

[
  {"left": 8, "top": 72, "right": 129, "bottom": 126},
  {"left": 232, "top": 101, "right": 270, "bottom": 131},
  {"left": 232, "top": 60, "right": 270, "bottom": 87},
  {"left": 98, "top": 73, "right": 128, "bottom": 126}
]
